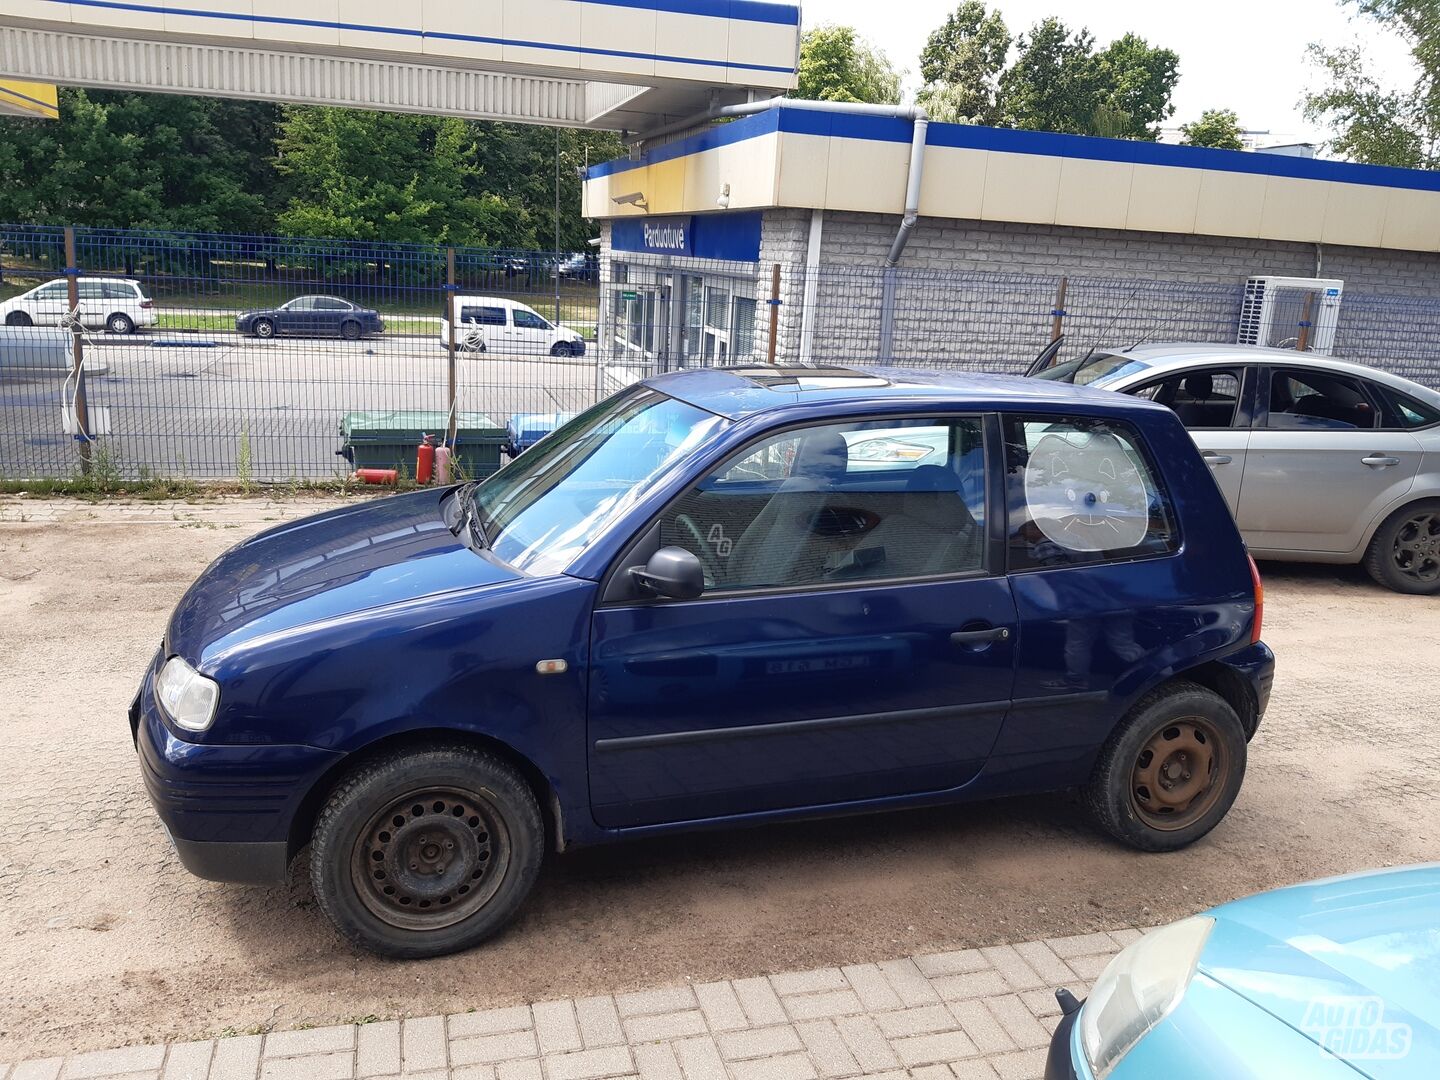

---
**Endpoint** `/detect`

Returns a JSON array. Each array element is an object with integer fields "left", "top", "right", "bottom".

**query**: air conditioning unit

[{"left": 1237, "top": 276, "right": 1344, "bottom": 355}]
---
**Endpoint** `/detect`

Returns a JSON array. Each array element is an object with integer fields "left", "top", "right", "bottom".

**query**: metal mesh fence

[{"left": 4, "top": 223, "right": 1438, "bottom": 482}]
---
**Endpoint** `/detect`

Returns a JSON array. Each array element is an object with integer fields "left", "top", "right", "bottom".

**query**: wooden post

[
  {"left": 1296, "top": 292, "right": 1315, "bottom": 352},
  {"left": 63, "top": 227, "right": 92, "bottom": 475},
  {"left": 1050, "top": 276, "right": 1068, "bottom": 343},
  {"left": 446, "top": 247, "right": 458, "bottom": 444},
  {"left": 765, "top": 263, "right": 781, "bottom": 365}
]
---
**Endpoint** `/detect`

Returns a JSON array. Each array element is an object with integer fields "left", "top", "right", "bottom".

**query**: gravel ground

[{"left": 0, "top": 501, "right": 1436, "bottom": 1061}]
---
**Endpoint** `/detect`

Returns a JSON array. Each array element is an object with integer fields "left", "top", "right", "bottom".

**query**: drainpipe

[{"left": 636, "top": 99, "right": 930, "bottom": 365}]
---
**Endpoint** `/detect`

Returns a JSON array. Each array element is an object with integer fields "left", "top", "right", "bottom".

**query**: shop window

[{"left": 731, "top": 297, "right": 757, "bottom": 360}]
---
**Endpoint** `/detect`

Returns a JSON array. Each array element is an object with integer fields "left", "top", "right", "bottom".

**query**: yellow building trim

[{"left": 0, "top": 79, "right": 59, "bottom": 120}]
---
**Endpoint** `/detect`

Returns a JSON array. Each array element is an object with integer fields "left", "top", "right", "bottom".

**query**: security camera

[{"left": 717, "top": 183, "right": 732, "bottom": 209}]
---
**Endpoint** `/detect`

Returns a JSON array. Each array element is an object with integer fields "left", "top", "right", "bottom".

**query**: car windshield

[
  {"left": 1034, "top": 352, "right": 1154, "bottom": 387},
  {"left": 466, "top": 387, "right": 729, "bottom": 575}
]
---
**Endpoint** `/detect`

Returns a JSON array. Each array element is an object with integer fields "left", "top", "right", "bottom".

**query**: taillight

[
  {"left": 140, "top": 299, "right": 154, "bottom": 308},
  {"left": 1247, "top": 554, "right": 1264, "bottom": 644}
]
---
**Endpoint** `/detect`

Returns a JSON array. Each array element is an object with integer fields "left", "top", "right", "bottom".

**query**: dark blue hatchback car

[{"left": 132, "top": 366, "right": 1273, "bottom": 957}]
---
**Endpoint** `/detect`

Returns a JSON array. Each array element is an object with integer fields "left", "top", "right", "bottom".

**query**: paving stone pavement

[{"left": 1, "top": 931, "right": 1143, "bottom": 1080}]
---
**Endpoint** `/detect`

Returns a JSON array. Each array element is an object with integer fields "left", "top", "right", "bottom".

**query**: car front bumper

[{"left": 130, "top": 651, "right": 344, "bottom": 885}]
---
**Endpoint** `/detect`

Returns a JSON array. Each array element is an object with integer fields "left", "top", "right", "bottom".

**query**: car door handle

[
  {"left": 950, "top": 627, "right": 1011, "bottom": 647},
  {"left": 1201, "top": 451, "right": 1232, "bottom": 466},
  {"left": 1362, "top": 455, "right": 1401, "bottom": 467}
]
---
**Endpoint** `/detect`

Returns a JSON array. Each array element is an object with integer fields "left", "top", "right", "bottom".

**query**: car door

[
  {"left": 29, "top": 281, "right": 71, "bottom": 324},
  {"left": 1237, "top": 366, "right": 1424, "bottom": 554},
  {"left": 587, "top": 414, "right": 1017, "bottom": 829},
  {"left": 1123, "top": 365, "right": 1254, "bottom": 513},
  {"left": 312, "top": 297, "right": 349, "bottom": 335},
  {"left": 276, "top": 297, "right": 313, "bottom": 336},
  {"left": 511, "top": 307, "right": 553, "bottom": 354}
]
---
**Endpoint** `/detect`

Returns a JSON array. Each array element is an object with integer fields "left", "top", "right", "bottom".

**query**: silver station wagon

[{"left": 1034, "top": 343, "right": 1440, "bottom": 594}]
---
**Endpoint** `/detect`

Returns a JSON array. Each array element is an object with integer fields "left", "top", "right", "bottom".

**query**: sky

[{"left": 801, "top": 0, "right": 1417, "bottom": 143}]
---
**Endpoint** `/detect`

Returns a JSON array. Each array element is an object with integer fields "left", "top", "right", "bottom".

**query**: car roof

[
  {"left": 1098, "top": 341, "right": 1440, "bottom": 400},
  {"left": 647, "top": 365, "right": 1168, "bottom": 421}
]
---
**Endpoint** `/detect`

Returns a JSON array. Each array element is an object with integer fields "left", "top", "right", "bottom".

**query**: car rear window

[{"left": 1003, "top": 415, "right": 1176, "bottom": 571}]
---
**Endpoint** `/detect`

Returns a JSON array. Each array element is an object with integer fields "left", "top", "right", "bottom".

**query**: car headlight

[
  {"left": 1080, "top": 915, "right": 1214, "bottom": 1078},
  {"left": 155, "top": 656, "right": 220, "bottom": 733}
]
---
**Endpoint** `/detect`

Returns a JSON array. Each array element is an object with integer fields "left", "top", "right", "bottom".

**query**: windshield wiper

[{"left": 455, "top": 483, "right": 489, "bottom": 549}]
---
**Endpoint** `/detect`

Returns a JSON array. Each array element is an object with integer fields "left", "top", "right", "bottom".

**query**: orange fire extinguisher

[{"left": 416, "top": 434, "right": 436, "bottom": 485}]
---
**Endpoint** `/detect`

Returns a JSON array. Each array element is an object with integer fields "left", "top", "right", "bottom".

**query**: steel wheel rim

[
  {"left": 109, "top": 316, "right": 129, "bottom": 333},
  {"left": 1130, "top": 717, "right": 1227, "bottom": 831},
  {"left": 351, "top": 785, "right": 510, "bottom": 931},
  {"left": 1392, "top": 511, "right": 1440, "bottom": 583}
]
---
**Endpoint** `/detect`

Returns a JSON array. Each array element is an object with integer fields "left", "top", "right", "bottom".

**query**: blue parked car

[
  {"left": 1046, "top": 864, "right": 1440, "bottom": 1079},
  {"left": 235, "top": 295, "right": 384, "bottom": 340},
  {"left": 131, "top": 365, "right": 1272, "bottom": 957}
]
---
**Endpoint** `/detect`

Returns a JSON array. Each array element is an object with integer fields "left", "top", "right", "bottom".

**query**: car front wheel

[
  {"left": 1365, "top": 499, "right": 1440, "bottom": 595},
  {"left": 550, "top": 341, "right": 574, "bottom": 358},
  {"left": 1083, "top": 682, "right": 1246, "bottom": 852},
  {"left": 340, "top": 320, "right": 362, "bottom": 341},
  {"left": 310, "top": 743, "right": 544, "bottom": 958},
  {"left": 5, "top": 311, "right": 33, "bottom": 326}
]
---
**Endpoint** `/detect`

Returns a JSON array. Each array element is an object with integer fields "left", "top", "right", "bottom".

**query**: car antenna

[
  {"left": 1077, "top": 281, "right": 1145, "bottom": 365},
  {"left": 1125, "top": 302, "right": 1193, "bottom": 351}
]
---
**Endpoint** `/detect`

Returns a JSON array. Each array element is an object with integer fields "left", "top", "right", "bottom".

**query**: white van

[
  {"left": 0, "top": 277, "right": 157, "bottom": 334},
  {"left": 439, "top": 296, "right": 586, "bottom": 357}
]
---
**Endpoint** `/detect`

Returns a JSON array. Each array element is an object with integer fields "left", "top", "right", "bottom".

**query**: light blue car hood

[{"left": 1199, "top": 865, "right": 1440, "bottom": 1077}]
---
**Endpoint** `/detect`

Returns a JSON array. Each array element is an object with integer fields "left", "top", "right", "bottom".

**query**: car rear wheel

[
  {"left": 1364, "top": 499, "right": 1440, "bottom": 595},
  {"left": 5, "top": 311, "right": 33, "bottom": 327},
  {"left": 310, "top": 743, "right": 544, "bottom": 958},
  {"left": 550, "top": 341, "right": 574, "bottom": 358},
  {"left": 1083, "top": 682, "right": 1246, "bottom": 852},
  {"left": 106, "top": 312, "right": 135, "bottom": 335},
  {"left": 340, "top": 320, "right": 362, "bottom": 341}
]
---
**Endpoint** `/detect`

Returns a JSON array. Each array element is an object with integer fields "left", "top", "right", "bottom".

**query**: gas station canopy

[{"left": 0, "top": 0, "right": 800, "bottom": 132}]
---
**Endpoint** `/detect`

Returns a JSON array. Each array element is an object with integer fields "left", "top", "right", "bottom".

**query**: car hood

[
  {"left": 1199, "top": 865, "right": 1440, "bottom": 1077},
  {"left": 167, "top": 489, "right": 521, "bottom": 669}
]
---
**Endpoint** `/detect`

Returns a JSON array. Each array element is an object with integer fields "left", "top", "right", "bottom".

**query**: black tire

[
  {"left": 310, "top": 743, "right": 544, "bottom": 959},
  {"left": 340, "top": 320, "right": 362, "bottom": 341},
  {"left": 106, "top": 312, "right": 135, "bottom": 335},
  {"left": 550, "top": 341, "right": 572, "bottom": 358},
  {"left": 1364, "top": 499, "right": 1440, "bottom": 595},
  {"left": 1082, "top": 682, "right": 1246, "bottom": 852},
  {"left": 5, "top": 311, "right": 33, "bottom": 327},
  {"left": 254, "top": 318, "right": 276, "bottom": 339}
]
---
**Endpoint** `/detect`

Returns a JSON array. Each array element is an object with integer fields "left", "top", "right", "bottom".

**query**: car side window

[
  {"left": 78, "top": 281, "right": 106, "bottom": 300},
  {"left": 1374, "top": 384, "right": 1440, "bottom": 430},
  {"left": 656, "top": 418, "right": 988, "bottom": 593},
  {"left": 1131, "top": 368, "right": 1244, "bottom": 429},
  {"left": 314, "top": 298, "right": 349, "bottom": 310},
  {"left": 461, "top": 306, "right": 506, "bottom": 326},
  {"left": 513, "top": 309, "right": 550, "bottom": 330},
  {"left": 106, "top": 282, "right": 136, "bottom": 299},
  {"left": 1265, "top": 368, "right": 1378, "bottom": 430},
  {"left": 286, "top": 297, "right": 315, "bottom": 311},
  {"left": 1003, "top": 416, "right": 1176, "bottom": 571}
]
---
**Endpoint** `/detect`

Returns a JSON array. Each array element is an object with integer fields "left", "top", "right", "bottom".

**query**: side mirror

[{"left": 630, "top": 547, "right": 705, "bottom": 600}]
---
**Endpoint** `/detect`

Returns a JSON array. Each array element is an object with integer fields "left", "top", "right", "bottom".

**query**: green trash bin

[{"left": 338, "top": 410, "right": 508, "bottom": 480}]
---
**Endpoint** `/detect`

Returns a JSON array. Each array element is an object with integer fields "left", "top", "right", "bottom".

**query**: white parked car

[
  {"left": 439, "top": 296, "right": 586, "bottom": 357},
  {"left": 0, "top": 276, "right": 157, "bottom": 335}
]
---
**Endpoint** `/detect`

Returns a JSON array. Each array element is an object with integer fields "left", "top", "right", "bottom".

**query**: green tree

[
  {"left": 0, "top": 88, "right": 279, "bottom": 231},
  {"left": 795, "top": 25, "right": 902, "bottom": 105},
  {"left": 1181, "top": 108, "right": 1246, "bottom": 149},
  {"left": 1093, "top": 33, "right": 1180, "bottom": 139},
  {"left": 1303, "top": 0, "right": 1439, "bottom": 167},
  {"left": 916, "top": 2, "right": 1010, "bottom": 125},
  {"left": 996, "top": 19, "right": 1178, "bottom": 139},
  {"left": 275, "top": 107, "right": 532, "bottom": 246},
  {"left": 998, "top": 18, "right": 1103, "bottom": 134}
]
